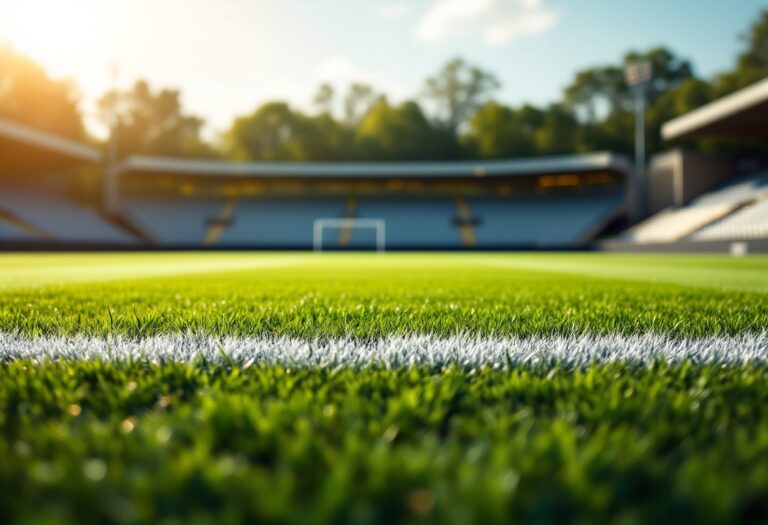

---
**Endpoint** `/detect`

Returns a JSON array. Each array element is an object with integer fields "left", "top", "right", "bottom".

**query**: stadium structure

[
  {"left": 612, "top": 76, "right": 768, "bottom": 252},
  {"left": 0, "top": 118, "right": 628, "bottom": 250},
  {"left": 1, "top": 77, "right": 767, "bottom": 252}
]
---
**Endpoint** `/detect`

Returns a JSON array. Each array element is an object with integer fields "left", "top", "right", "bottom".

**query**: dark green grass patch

[{"left": 2, "top": 360, "right": 768, "bottom": 524}]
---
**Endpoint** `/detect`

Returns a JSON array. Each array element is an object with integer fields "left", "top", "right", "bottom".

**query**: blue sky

[{"left": 0, "top": 0, "right": 765, "bottom": 136}]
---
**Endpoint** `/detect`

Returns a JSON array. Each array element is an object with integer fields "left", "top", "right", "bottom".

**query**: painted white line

[{"left": 1, "top": 333, "right": 767, "bottom": 367}]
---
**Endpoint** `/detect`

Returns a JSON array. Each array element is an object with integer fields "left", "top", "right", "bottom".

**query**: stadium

[
  {"left": 2, "top": 80, "right": 768, "bottom": 252},
  {"left": 1, "top": 2, "right": 767, "bottom": 524},
  {"left": 0, "top": 118, "right": 629, "bottom": 249}
]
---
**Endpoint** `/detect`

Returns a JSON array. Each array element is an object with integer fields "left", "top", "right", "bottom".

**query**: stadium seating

[
  {"left": 0, "top": 217, "right": 37, "bottom": 242},
  {"left": 0, "top": 169, "right": 625, "bottom": 248},
  {"left": 219, "top": 199, "right": 346, "bottom": 247},
  {"left": 348, "top": 199, "right": 460, "bottom": 248},
  {"left": 692, "top": 198, "right": 768, "bottom": 240},
  {"left": 621, "top": 172, "right": 768, "bottom": 243},
  {"left": 469, "top": 193, "right": 623, "bottom": 247},
  {"left": 0, "top": 185, "right": 137, "bottom": 245},
  {"left": 123, "top": 197, "right": 225, "bottom": 246},
  {"left": 620, "top": 205, "right": 734, "bottom": 243},
  {"left": 119, "top": 192, "right": 623, "bottom": 249},
  {"left": 692, "top": 171, "right": 768, "bottom": 206}
]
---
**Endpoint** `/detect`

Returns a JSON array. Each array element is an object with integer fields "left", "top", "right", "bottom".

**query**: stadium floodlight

[
  {"left": 313, "top": 218, "right": 386, "bottom": 253},
  {"left": 104, "top": 62, "right": 121, "bottom": 214},
  {"left": 625, "top": 59, "right": 653, "bottom": 223}
]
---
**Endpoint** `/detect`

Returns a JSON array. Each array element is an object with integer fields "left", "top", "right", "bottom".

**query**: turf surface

[
  {"left": 0, "top": 252, "right": 766, "bottom": 337},
  {"left": 0, "top": 252, "right": 766, "bottom": 524},
  {"left": 3, "top": 360, "right": 768, "bottom": 524}
]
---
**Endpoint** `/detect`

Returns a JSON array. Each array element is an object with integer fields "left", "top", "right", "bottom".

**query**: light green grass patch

[{"left": 0, "top": 252, "right": 764, "bottom": 337}]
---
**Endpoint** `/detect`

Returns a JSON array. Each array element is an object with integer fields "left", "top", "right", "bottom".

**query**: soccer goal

[{"left": 313, "top": 218, "right": 386, "bottom": 252}]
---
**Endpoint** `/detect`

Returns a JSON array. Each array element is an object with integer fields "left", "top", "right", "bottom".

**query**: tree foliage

[
  {"left": 3, "top": 9, "right": 767, "bottom": 162},
  {"left": 0, "top": 45, "right": 85, "bottom": 140},
  {"left": 97, "top": 80, "right": 216, "bottom": 159},
  {"left": 462, "top": 102, "right": 538, "bottom": 159},
  {"left": 344, "top": 83, "right": 379, "bottom": 126},
  {"left": 422, "top": 58, "right": 500, "bottom": 136},
  {"left": 226, "top": 102, "right": 350, "bottom": 161},
  {"left": 355, "top": 99, "right": 457, "bottom": 160}
]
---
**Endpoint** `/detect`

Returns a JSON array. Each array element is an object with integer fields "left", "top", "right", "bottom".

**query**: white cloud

[
  {"left": 416, "top": 0, "right": 558, "bottom": 47},
  {"left": 376, "top": 3, "right": 411, "bottom": 19}
]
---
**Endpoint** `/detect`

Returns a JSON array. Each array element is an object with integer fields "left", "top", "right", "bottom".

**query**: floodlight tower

[
  {"left": 104, "top": 63, "right": 120, "bottom": 215},
  {"left": 624, "top": 59, "right": 653, "bottom": 223}
]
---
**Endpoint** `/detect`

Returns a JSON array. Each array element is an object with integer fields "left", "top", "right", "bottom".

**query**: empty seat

[
  {"left": 123, "top": 197, "right": 225, "bottom": 246},
  {"left": 693, "top": 172, "right": 768, "bottom": 207},
  {"left": 351, "top": 199, "right": 460, "bottom": 248},
  {"left": 621, "top": 205, "right": 733, "bottom": 243},
  {"left": 692, "top": 199, "right": 768, "bottom": 240},
  {"left": 0, "top": 184, "right": 137, "bottom": 244},
  {"left": 0, "top": 217, "right": 38, "bottom": 242},
  {"left": 219, "top": 199, "right": 346, "bottom": 247},
  {"left": 622, "top": 172, "right": 768, "bottom": 243},
  {"left": 470, "top": 193, "right": 623, "bottom": 247},
  {"left": 122, "top": 192, "right": 623, "bottom": 249}
]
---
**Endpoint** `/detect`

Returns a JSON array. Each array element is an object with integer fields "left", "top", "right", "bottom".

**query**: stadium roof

[
  {"left": 119, "top": 151, "right": 630, "bottom": 179},
  {"left": 0, "top": 118, "right": 102, "bottom": 163},
  {"left": 662, "top": 77, "right": 768, "bottom": 141}
]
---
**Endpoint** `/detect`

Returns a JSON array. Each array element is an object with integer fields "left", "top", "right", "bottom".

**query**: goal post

[{"left": 313, "top": 218, "right": 386, "bottom": 252}]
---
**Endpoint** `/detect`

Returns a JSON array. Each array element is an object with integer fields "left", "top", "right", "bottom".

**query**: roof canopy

[
  {"left": 0, "top": 118, "right": 101, "bottom": 164},
  {"left": 662, "top": 77, "right": 768, "bottom": 141},
  {"left": 119, "top": 151, "right": 630, "bottom": 180}
]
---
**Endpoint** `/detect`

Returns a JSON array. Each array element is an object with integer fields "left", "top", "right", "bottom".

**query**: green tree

[
  {"left": 565, "top": 47, "right": 694, "bottom": 123},
  {"left": 533, "top": 104, "right": 580, "bottom": 155},
  {"left": 0, "top": 45, "right": 85, "bottom": 140},
  {"left": 422, "top": 58, "right": 500, "bottom": 137},
  {"left": 98, "top": 80, "right": 216, "bottom": 158},
  {"left": 715, "top": 9, "right": 768, "bottom": 96},
  {"left": 343, "top": 83, "right": 378, "bottom": 126},
  {"left": 226, "top": 102, "right": 350, "bottom": 161},
  {"left": 356, "top": 99, "right": 457, "bottom": 160},
  {"left": 561, "top": 47, "right": 696, "bottom": 155},
  {"left": 461, "top": 102, "right": 538, "bottom": 159},
  {"left": 564, "top": 66, "right": 626, "bottom": 124}
]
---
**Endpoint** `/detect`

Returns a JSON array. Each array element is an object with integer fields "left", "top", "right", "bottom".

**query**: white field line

[{"left": 1, "top": 333, "right": 767, "bottom": 368}]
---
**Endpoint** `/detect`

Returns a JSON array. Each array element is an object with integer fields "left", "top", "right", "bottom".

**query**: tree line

[{"left": 1, "top": 9, "right": 766, "bottom": 162}]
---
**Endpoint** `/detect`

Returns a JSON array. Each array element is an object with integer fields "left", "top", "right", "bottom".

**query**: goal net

[{"left": 313, "top": 218, "right": 386, "bottom": 252}]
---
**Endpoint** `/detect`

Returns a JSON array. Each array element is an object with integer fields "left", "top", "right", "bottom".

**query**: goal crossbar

[{"left": 313, "top": 218, "right": 386, "bottom": 252}]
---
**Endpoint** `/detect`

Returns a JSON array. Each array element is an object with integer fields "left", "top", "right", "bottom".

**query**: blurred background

[{"left": 0, "top": 0, "right": 766, "bottom": 252}]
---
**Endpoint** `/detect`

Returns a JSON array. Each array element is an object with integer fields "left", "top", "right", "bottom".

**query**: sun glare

[{"left": 3, "top": 0, "right": 103, "bottom": 76}]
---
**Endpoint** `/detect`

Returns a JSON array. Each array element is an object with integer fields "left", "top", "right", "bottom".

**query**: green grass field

[
  {"left": 0, "top": 252, "right": 766, "bottom": 337},
  {"left": 1, "top": 253, "right": 767, "bottom": 524}
]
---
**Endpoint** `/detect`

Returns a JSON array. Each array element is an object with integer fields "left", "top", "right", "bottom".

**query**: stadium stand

[
  {"left": 693, "top": 194, "right": 768, "bottom": 241},
  {"left": 0, "top": 185, "right": 137, "bottom": 245},
  {"left": 116, "top": 153, "right": 629, "bottom": 249},
  {"left": 0, "top": 117, "right": 141, "bottom": 246},
  {"left": 620, "top": 172, "right": 768, "bottom": 244},
  {"left": 0, "top": 116, "right": 632, "bottom": 250},
  {"left": 469, "top": 192, "right": 623, "bottom": 247},
  {"left": 350, "top": 198, "right": 460, "bottom": 249},
  {"left": 220, "top": 198, "right": 348, "bottom": 248},
  {"left": 607, "top": 77, "right": 768, "bottom": 252},
  {"left": 0, "top": 215, "right": 38, "bottom": 242},
  {"left": 121, "top": 197, "right": 224, "bottom": 246},
  {"left": 119, "top": 193, "right": 626, "bottom": 249}
]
